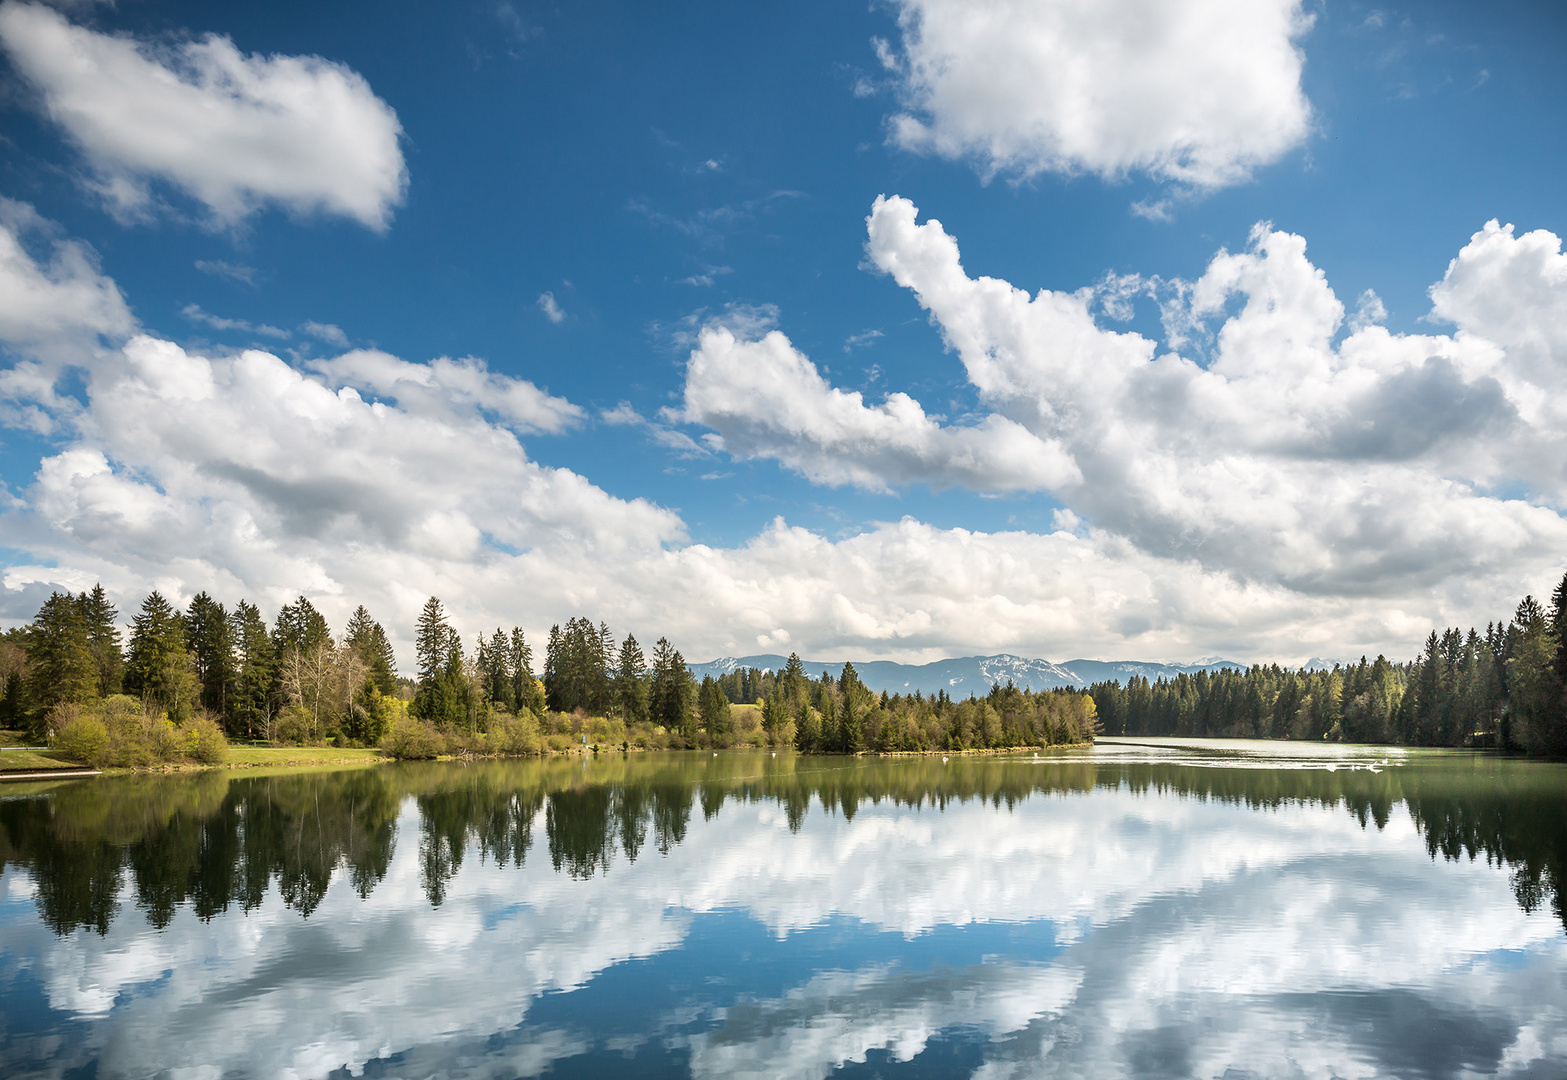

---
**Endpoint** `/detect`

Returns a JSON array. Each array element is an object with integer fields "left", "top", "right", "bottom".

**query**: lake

[{"left": 2, "top": 739, "right": 1565, "bottom": 1079}]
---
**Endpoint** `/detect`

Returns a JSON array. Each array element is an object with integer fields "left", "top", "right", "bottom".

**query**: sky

[{"left": 0, "top": 0, "right": 1564, "bottom": 667}]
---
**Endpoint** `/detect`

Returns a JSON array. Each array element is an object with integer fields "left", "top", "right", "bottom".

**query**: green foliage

[
  {"left": 698, "top": 675, "right": 732, "bottom": 747},
  {"left": 273, "top": 596, "right": 332, "bottom": 659},
  {"left": 346, "top": 605, "right": 399, "bottom": 696},
  {"left": 544, "top": 617, "right": 613, "bottom": 714},
  {"left": 649, "top": 637, "right": 694, "bottom": 742},
  {"left": 615, "top": 634, "right": 650, "bottom": 724},
  {"left": 124, "top": 591, "right": 199, "bottom": 722},
  {"left": 46, "top": 694, "right": 231, "bottom": 768},
  {"left": 53, "top": 710, "right": 109, "bottom": 766},
  {"left": 228, "top": 600, "right": 276, "bottom": 739},
  {"left": 415, "top": 597, "right": 456, "bottom": 683},
  {"left": 179, "top": 715, "right": 230, "bottom": 764},
  {"left": 13, "top": 575, "right": 1567, "bottom": 760},
  {"left": 485, "top": 710, "right": 542, "bottom": 755},
  {"left": 81, "top": 584, "right": 123, "bottom": 697},
  {"left": 185, "top": 592, "right": 234, "bottom": 720},
  {"left": 384, "top": 713, "right": 445, "bottom": 759}
]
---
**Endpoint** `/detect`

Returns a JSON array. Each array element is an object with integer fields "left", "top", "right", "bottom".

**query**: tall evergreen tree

[
  {"left": 25, "top": 592, "right": 98, "bottom": 732},
  {"left": 415, "top": 597, "right": 454, "bottom": 685},
  {"left": 273, "top": 597, "right": 331, "bottom": 660},
  {"left": 615, "top": 634, "right": 649, "bottom": 724},
  {"left": 1506, "top": 595, "right": 1564, "bottom": 755},
  {"left": 509, "top": 627, "right": 544, "bottom": 715},
  {"left": 345, "top": 605, "right": 398, "bottom": 695},
  {"left": 698, "top": 674, "right": 732, "bottom": 746},
  {"left": 79, "top": 584, "right": 123, "bottom": 697},
  {"left": 124, "top": 591, "right": 198, "bottom": 720},
  {"left": 544, "top": 617, "right": 612, "bottom": 713},
  {"left": 185, "top": 591, "right": 234, "bottom": 721},
  {"left": 649, "top": 637, "right": 694, "bottom": 740},
  {"left": 229, "top": 600, "right": 276, "bottom": 739}
]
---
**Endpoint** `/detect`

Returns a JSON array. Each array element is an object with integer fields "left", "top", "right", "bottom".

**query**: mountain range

[{"left": 687, "top": 653, "right": 1246, "bottom": 698}]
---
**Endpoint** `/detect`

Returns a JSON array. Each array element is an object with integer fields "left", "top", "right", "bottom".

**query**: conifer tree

[
  {"left": 80, "top": 584, "right": 123, "bottom": 697},
  {"left": 124, "top": 591, "right": 198, "bottom": 720},
  {"left": 345, "top": 605, "right": 398, "bottom": 695},
  {"left": 616, "top": 634, "right": 649, "bottom": 724},
  {"left": 25, "top": 592, "right": 98, "bottom": 732},
  {"left": 185, "top": 591, "right": 234, "bottom": 721},
  {"left": 649, "top": 637, "right": 693, "bottom": 740},
  {"left": 415, "top": 597, "right": 454, "bottom": 685},
  {"left": 273, "top": 597, "right": 331, "bottom": 660},
  {"left": 509, "top": 628, "right": 544, "bottom": 715},
  {"left": 698, "top": 674, "right": 732, "bottom": 746},
  {"left": 229, "top": 600, "right": 276, "bottom": 739}
]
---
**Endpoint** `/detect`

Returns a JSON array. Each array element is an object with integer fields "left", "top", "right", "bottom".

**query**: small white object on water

[{"left": 942, "top": 756, "right": 949, "bottom": 763}]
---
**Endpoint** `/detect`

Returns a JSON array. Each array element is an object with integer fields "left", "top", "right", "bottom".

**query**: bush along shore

[{"left": 4, "top": 573, "right": 1565, "bottom": 769}]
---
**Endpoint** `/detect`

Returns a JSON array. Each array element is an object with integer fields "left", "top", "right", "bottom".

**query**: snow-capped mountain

[{"left": 687, "top": 653, "right": 1245, "bottom": 697}]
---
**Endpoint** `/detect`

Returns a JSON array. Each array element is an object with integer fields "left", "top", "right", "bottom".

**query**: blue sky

[{"left": 0, "top": 0, "right": 1565, "bottom": 665}]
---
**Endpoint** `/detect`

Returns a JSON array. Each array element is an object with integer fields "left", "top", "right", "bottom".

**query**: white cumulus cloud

[
  {"left": 854, "top": 195, "right": 1567, "bottom": 600},
  {"left": 0, "top": 199, "right": 1563, "bottom": 666},
  {"left": 0, "top": 1, "right": 407, "bottom": 228},
  {"left": 880, "top": 0, "right": 1314, "bottom": 188},
  {"left": 678, "top": 323, "right": 1079, "bottom": 493}
]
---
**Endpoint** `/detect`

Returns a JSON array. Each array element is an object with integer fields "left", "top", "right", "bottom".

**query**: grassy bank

[{"left": 0, "top": 747, "right": 85, "bottom": 772}]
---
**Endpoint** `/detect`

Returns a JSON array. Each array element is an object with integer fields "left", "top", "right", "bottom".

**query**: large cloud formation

[
  {"left": 0, "top": 196, "right": 1563, "bottom": 665},
  {"left": 679, "top": 197, "right": 1567, "bottom": 647},
  {"left": 0, "top": 1, "right": 406, "bottom": 228},
  {"left": 879, "top": 0, "right": 1314, "bottom": 188}
]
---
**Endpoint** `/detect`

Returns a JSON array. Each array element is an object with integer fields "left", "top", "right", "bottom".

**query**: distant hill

[{"left": 687, "top": 653, "right": 1245, "bottom": 697}]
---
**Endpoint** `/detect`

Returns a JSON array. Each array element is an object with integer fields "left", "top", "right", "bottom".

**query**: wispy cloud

[
  {"left": 537, "top": 291, "right": 565, "bottom": 324},
  {"left": 300, "top": 320, "right": 349, "bottom": 347},
  {"left": 181, "top": 303, "right": 289, "bottom": 339},
  {"left": 194, "top": 259, "right": 259, "bottom": 286},
  {"left": 679, "top": 265, "right": 733, "bottom": 288},
  {"left": 843, "top": 329, "right": 884, "bottom": 353}
]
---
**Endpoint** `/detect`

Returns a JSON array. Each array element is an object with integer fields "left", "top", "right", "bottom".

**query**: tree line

[
  {"left": 2, "top": 586, "right": 403, "bottom": 749},
  {"left": 1091, "top": 575, "right": 1567, "bottom": 755},
  {"left": 6, "top": 573, "right": 1564, "bottom": 758}
]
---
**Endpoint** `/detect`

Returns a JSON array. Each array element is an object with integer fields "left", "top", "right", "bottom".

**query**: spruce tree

[
  {"left": 79, "top": 584, "right": 123, "bottom": 697},
  {"left": 185, "top": 591, "right": 234, "bottom": 721},
  {"left": 345, "top": 605, "right": 398, "bottom": 696},
  {"left": 615, "top": 634, "right": 649, "bottom": 724},
  {"left": 124, "top": 591, "right": 197, "bottom": 720},
  {"left": 649, "top": 637, "right": 693, "bottom": 739},
  {"left": 415, "top": 597, "right": 453, "bottom": 685},
  {"left": 25, "top": 592, "right": 98, "bottom": 731},
  {"left": 509, "top": 628, "right": 543, "bottom": 715},
  {"left": 229, "top": 600, "right": 276, "bottom": 739},
  {"left": 273, "top": 597, "right": 331, "bottom": 660}
]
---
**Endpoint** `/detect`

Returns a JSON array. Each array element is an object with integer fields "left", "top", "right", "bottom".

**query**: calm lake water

[{"left": 2, "top": 740, "right": 1565, "bottom": 1079}]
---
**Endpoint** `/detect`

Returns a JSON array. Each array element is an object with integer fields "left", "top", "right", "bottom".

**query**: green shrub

[
  {"left": 383, "top": 714, "right": 444, "bottom": 759},
  {"left": 54, "top": 712, "right": 109, "bottom": 766},
  {"left": 486, "top": 711, "right": 541, "bottom": 756},
  {"left": 274, "top": 706, "right": 314, "bottom": 746},
  {"left": 179, "top": 715, "right": 229, "bottom": 764}
]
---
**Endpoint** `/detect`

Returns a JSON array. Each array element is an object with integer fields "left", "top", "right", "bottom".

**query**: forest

[
  {"left": 0, "top": 591, "right": 1094, "bottom": 763},
  {"left": 2, "top": 569, "right": 1564, "bottom": 764},
  {"left": 1092, "top": 576, "right": 1567, "bottom": 756}
]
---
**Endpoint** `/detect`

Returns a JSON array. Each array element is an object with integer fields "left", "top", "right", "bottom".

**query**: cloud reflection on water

[{"left": 0, "top": 749, "right": 1563, "bottom": 1079}]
